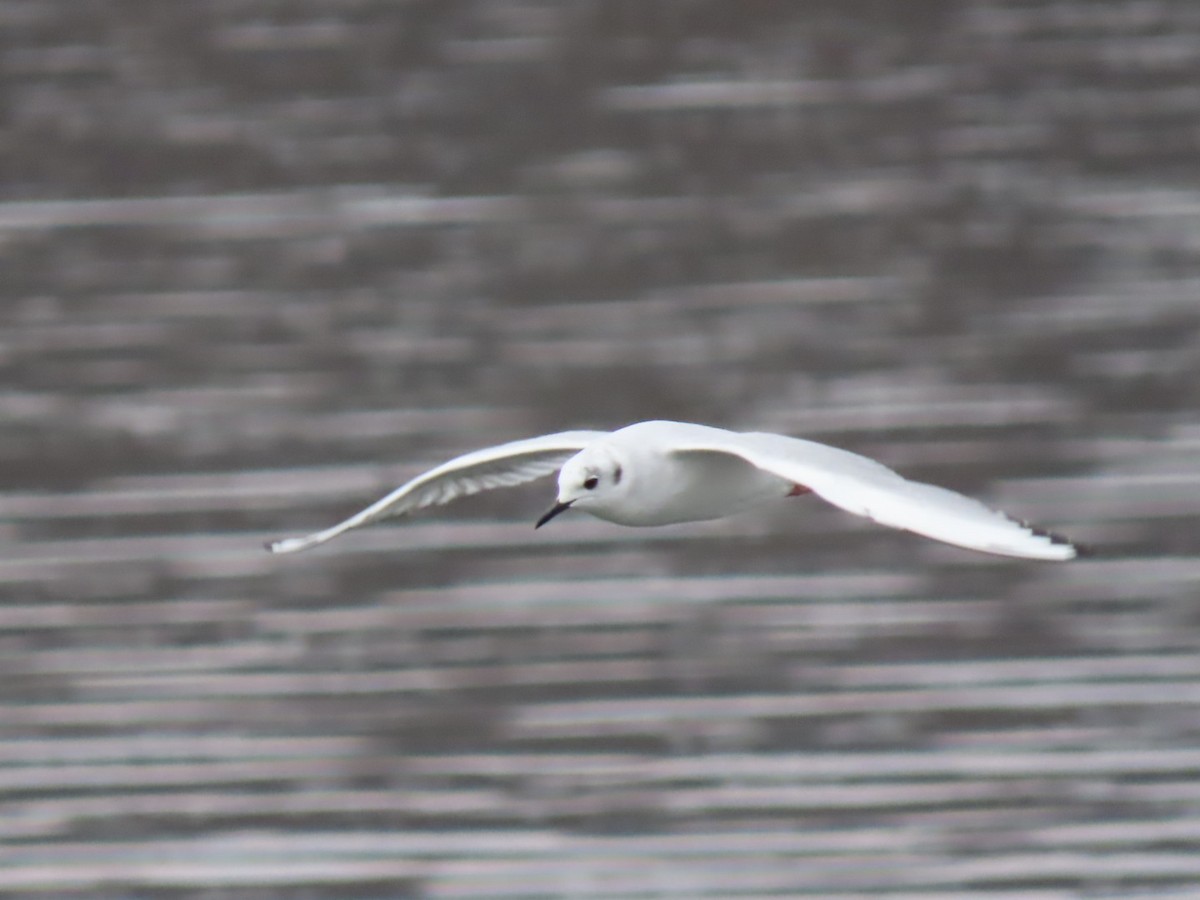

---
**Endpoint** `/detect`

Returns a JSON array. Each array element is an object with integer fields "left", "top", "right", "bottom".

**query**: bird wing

[
  {"left": 670, "top": 431, "right": 1078, "bottom": 561},
  {"left": 267, "top": 430, "right": 606, "bottom": 554}
]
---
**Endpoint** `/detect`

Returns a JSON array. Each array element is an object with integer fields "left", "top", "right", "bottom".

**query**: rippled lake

[{"left": 4, "top": 2, "right": 1200, "bottom": 897}]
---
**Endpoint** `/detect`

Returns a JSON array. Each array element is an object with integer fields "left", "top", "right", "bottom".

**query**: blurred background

[{"left": 4, "top": 1, "right": 1200, "bottom": 896}]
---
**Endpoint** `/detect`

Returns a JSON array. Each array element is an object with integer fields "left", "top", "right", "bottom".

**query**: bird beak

[{"left": 535, "top": 499, "right": 573, "bottom": 529}]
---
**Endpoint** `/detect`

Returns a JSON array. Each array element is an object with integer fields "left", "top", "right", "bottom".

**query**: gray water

[{"left": 4, "top": 2, "right": 1200, "bottom": 897}]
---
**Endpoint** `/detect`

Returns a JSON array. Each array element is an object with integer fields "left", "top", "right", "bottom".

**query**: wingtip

[{"left": 1024, "top": 521, "right": 1089, "bottom": 561}]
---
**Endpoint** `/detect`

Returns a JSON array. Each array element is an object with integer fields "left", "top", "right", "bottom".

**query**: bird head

[{"left": 535, "top": 446, "right": 625, "bottom": 528}]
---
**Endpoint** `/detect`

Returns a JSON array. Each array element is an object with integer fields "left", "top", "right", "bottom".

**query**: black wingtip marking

[
  {"left": 1028, "top": 524, "right": 1070, "bottom": 545},
  {"left": 1023, "top": 520, "right": 1092, "bottom": 558}
]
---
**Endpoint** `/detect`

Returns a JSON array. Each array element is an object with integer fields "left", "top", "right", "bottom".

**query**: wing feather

[
  {"left": 673, "top": 432, "right": 1078, "bottom": 561},
  {"left": 267, "top": 430, "right": 605, "bottom": 554}
]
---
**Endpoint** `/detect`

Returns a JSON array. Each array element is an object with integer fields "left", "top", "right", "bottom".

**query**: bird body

[
  {"left": 267, "top": 420, "right": 1080, "bottom": 561},
  {"left": 555, "top": 422, "right": 791, "bottom": 527}
]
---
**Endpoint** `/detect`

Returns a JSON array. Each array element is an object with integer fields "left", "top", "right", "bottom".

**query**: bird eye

[{"left": 583, "top": 476, "right": 599, "bottom": 490}]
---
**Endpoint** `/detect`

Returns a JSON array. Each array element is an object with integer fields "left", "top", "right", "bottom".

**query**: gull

[{"left": 266, "top": 420, "right": 1081, "bottom": 560}]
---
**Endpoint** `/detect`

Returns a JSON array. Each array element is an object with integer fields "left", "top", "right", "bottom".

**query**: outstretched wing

[
  {"left": 267, "top": 430, "right": 606, "bottom": 554},
  {"left": 672, "top": 432, "right": 1079, "bottom": 561}
]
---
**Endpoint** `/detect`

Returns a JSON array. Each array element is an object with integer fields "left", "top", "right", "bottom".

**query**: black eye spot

[
  {"left": 583, "top": 476, "right": 599, "bottom": 490},
  {"left": 613, "top": 465, "right": 622, "bottom": 485}
]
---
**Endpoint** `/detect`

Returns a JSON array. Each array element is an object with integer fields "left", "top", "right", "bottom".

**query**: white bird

[{"left": 266, "top": 420, "right": 1081, "bottom": 560}]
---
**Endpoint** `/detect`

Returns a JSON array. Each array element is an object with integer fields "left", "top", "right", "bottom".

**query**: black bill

[{"left": 535, "top": 500, "right": 573, "bottom": 529}]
